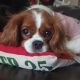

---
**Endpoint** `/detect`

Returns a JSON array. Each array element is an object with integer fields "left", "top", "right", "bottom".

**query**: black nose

[{"left": 32, "top": 40, "right": 44, "bottom": 50}]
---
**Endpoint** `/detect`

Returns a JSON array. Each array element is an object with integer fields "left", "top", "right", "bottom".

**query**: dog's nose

[{"left": 32, "top": 40, "right": 44, "bottom": 50}]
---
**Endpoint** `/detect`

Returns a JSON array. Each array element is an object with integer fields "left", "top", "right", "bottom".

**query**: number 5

[{"left": 38, "top": 61, "right": 52, "bottom": 71}]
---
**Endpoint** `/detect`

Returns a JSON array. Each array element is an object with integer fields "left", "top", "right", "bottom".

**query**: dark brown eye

[
  {"left": 44, "top": 31, "right": 52, "bottom": 38},
  {"left": 21, "top": 29, "right": 31, "bottom": 36}
]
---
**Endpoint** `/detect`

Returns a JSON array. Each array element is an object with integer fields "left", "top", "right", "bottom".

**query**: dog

[
  {"left": 0, "top": 5, "right": 80, "bottom": 60},
  {"left": 0, "top": 5, "right": 80, "bottom": 80}
]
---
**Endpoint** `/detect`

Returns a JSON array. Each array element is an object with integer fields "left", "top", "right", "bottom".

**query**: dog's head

[{"left": 0, "top": 5, "right": 66, "bottom": 54}]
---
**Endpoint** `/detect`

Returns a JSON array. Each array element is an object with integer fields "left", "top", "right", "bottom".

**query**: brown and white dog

[{"left": 0, "top": 5, "right": 80, "bottom": 61}]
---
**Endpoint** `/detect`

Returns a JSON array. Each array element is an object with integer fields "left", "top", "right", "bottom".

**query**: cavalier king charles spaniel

[{"left": 0, "top": 5, "right": 80, "bottom": 59}]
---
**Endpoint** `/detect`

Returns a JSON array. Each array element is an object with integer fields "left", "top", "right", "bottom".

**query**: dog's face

[
  {"left": 21, "top": 10, "right": 54, "bottom": 53},
  {"left": 1, "top": 5, "right": 66, "bottom": 54}
]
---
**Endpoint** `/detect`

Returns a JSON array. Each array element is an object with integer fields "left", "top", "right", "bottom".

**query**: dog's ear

[
  {"left": 49, "top": 16, "right": 67, "bottom": 53},
  {"left": 0, "top": 12, "right": 25, "bottom": 46}
]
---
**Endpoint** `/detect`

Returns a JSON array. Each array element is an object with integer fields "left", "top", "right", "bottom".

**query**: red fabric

[
  {"left": 0, "top": 44, "right": 72, "bottom": 59},
  {"left": 30, "top": 0, "right": 37, "bottom": 5}
]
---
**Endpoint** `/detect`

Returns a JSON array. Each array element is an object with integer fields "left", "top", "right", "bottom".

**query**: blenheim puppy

[{"left": 0, "top": 5, "right": 80, "bottom": 60}]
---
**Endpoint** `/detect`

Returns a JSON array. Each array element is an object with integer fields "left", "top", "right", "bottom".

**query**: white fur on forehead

[
  {"left": 28, "top": 5, "right": 54, "bottom": 16},
  {"left": 32, "top": 11, "right": 42, "bottom": 28}
]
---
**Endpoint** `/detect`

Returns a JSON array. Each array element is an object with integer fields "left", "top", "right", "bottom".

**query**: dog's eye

[
  {"left": 21, "top": 29, "right": 31, "bottom": 36},
  {"left": 44, "top": 31, "right": 52, "bottom": 38}
]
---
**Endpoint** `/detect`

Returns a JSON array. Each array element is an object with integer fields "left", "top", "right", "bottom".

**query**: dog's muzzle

[{"left": 32, "top": 40, "right": 44, "bottom": 50}]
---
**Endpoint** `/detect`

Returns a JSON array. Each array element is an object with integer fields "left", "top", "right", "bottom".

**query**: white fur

[
  {"left": 28, "top": 5, "right": 54, "bottom": 16},
  {"left": 66, "top": 36, "right": 80, "bottom": 54},
  {"left": 23, "top": 32, "right": 48, "bottom": 53},
  {"left": 32, "top": 11, "right": 42, "bottom": 28},
  {"left": 65, "top": 36, "right": 80, "bottom": 63}
]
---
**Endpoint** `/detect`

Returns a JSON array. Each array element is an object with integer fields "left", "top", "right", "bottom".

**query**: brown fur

[{"left": 0, "top": 10, "right": 71, "bottom": 54}]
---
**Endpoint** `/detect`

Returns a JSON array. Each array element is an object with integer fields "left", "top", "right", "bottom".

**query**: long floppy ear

[
  {"left": 0, "top": 12, "right": 25, "bottom": 46},
  {"left": 49, "top": 15, "right": 68, "bottom": 53}
]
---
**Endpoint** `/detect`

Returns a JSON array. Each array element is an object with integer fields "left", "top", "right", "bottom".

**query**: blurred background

[{"left": 0, "top": 0, "right": 80, "bottom": 31}]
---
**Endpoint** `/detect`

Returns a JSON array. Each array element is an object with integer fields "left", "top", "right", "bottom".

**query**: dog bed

[{"left": 0, "top": 44, "right": 75, "bottom": 71}]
